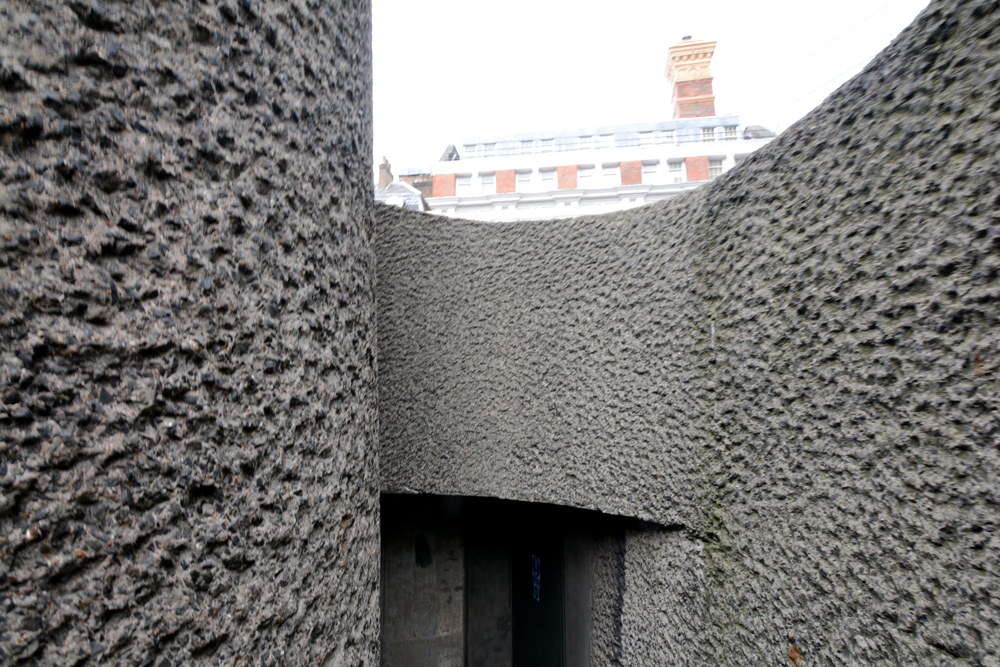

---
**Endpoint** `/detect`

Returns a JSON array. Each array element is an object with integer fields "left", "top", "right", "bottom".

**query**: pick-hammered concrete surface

[
  {"left": 377, "top": 1, "right": 1000, "bottom": 663},
  {"left": 0, "top": 0, "right": 378, "bottom": 664}
]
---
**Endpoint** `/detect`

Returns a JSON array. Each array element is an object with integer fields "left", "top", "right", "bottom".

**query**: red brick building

[{"left": 420, "top": 38, "right": 776, "bottom": 221}]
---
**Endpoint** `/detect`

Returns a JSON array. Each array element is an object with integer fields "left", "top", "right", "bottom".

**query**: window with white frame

[
  {"left": 724, "top": 126, "right": 738, "bottom": 141},
  {"left": 516, "top": 171, "right": 531, "bottom": 191},
  {"left": 603, "top": 164, "right": 620, "bottom": 187},
  {"left": 463, "top": 144, "right": 478, "bottom": 158},
  {"left": 457, "top": 175, "right": 471, "bottom": 194},
  {"left": 521, "top": 140, "right": 534, "bottom": 155},
  {"left": 657, "top": 130, "right": 675, "bottom": 146},
  {"left": 639, "top": 131, "right": 654, "bottom": 147},
  {"left": 642, "top": 163, "right": 657, "bottom": 180},
  {"left": 669, "top": 161, "right": 683, "bottom": 183},
  {"left": 702, "top": 127, "right": 716, "bottom": 143},
  {"left": 483, "top": 143, "right": 496, "bottom": 158},
  {"left": 599, "top": 134, "right": 614, "bottom": 150},
  {"left": 580, "top": 136, "right": 592, "bottom": 150},
  {"left": 541, "top": 139, "right": 554, "bottom": 153},
  {"left": 481, "top": 173, "right": 495, "bottom": 194},
  {"left": 541, "top": 169, "right": 556, "bottom": 188},
  {"left": 709, "top": 159, "right": 723, "bottom": 180},
  {"left": 578, "top": 166, "right": 594, "bottom": 186}
]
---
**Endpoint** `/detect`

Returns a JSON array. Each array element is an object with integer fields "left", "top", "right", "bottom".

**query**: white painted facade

[{"left": 426, "top": 114, "right": 775, "bottom": 222}]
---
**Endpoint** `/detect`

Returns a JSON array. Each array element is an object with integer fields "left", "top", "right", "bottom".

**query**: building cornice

[{"left": 665, "top": 39, "right": 717, "bottom": 84}]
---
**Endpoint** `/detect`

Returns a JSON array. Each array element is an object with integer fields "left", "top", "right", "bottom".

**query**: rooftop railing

[{"left": 463, "top": 133, "right": 742, "bottom": 160}]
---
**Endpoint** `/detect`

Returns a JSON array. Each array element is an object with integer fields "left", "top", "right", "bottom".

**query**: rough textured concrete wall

[
  {"left": 619, "top": 529, "right": 707, "bottom": 666},
  {"left": 377, "top": 1, "right": 1000, "bottom": 663},
  {"left": 590, "top": 533, "right": 625, "bottom": 666},
  {"left": 378, "top": 184, "right": 708, "bottom": 525},
  {"left": 0, "top": 0, "right": 377, "bottom": 664}
]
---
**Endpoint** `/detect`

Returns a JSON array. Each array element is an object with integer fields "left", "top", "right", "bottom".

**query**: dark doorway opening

[
  {"left": 380, "top": 494, "right": 641, "bottom": 667},
  {"left": 511, "top": 528, "right": 564, "bottom": 667}
]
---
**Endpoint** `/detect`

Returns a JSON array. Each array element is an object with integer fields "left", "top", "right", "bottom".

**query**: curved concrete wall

[
  {"left": 1, "top": 0, "right": 377, "bottom": 664},
  {"left": 378, "top": 1, "right": 1000, "bottom": 663}
]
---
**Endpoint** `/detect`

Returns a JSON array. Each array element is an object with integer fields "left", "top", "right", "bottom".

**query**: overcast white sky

[{"left": 373, "top": 0, "right": 931, "bottom": 176}]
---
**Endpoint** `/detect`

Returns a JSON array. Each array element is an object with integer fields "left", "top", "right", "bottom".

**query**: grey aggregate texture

[
  {"left": 377, "top": 0, "right": 1000, "bottom": 663},
  {"left": 0, "top": 0, "right": 378, "bottom": 664},
  {"left": 589, "top": 533, "right": 625, "bottom": 666}
]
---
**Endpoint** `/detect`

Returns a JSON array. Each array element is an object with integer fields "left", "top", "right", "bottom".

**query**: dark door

[
  {"left": 467, "top": 532, "right": 513, "bottom": 667},
  {"left": 512, "top": 533, "right": 565, "bottom": 667}
]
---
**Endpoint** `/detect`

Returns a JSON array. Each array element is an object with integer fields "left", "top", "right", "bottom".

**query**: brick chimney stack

[
  {"left": 378, "top": 156, "right": 393, "bottom": 188},
  {"left": 665, "top": 37, "right": 717, "bottom": 118}
]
